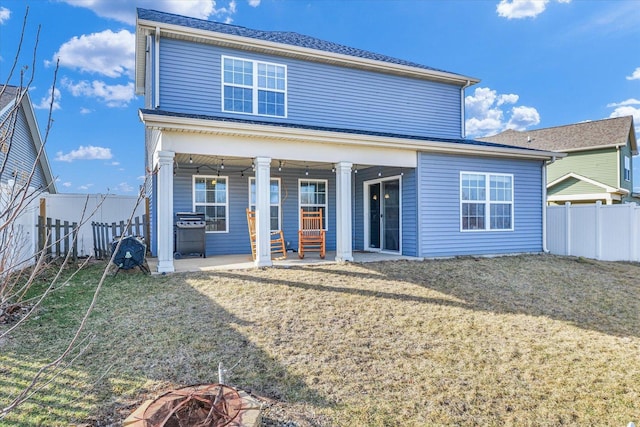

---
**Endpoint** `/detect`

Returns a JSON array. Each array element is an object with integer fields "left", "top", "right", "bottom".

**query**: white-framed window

[
  {"left": 193, "top": 175, "right": 228, "bottom": 233},
  {"left": 299, "top": 179, "right": 328, "bottom": 230},
  {"left": 249, "top": 177, "right": 281, "bottom": 231},
  {"left": 624, "top": 156, "right": 631, "bottom": 182},
  {"left": 222, "top": 56, "right": 287, "bottom": 117},
  {"left": 460, "top": 172, "right": 514, "bottom": 231}
]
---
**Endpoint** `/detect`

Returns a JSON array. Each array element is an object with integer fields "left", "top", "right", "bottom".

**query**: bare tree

[{"left": 0, "top": 7, "right": 149, "bottom": 418}]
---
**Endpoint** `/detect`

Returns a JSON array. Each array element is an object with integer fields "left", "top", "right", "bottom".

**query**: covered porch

[{"left": 141, "top": 111, "right": 420, "bottom": 274}]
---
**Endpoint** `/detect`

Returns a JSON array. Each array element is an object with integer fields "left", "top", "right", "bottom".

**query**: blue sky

[{"left": 1, "top": 0, "right": 639, "bottom": 195}]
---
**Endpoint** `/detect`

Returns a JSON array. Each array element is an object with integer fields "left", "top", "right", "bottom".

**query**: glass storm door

[{"left": 367, "top": 179, "right": 400, "bottom": 253}]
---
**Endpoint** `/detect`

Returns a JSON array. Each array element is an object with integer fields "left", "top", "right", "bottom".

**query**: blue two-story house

[{"left": 135, "top": 8, "right": 560, "bottom": 273}]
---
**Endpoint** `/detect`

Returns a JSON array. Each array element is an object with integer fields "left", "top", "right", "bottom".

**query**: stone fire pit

[{"left": 123, "top": 384, "right": 262, "bottom": 427}]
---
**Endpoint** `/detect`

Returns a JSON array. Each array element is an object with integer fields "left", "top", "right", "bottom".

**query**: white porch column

[
  {"left": 335, "top": 161, "right": 354, "bottom": 262},
  {"left": 254, "top": 157, "right": 272, "bottom": 267},
  {"left": 156, "top": 150, "right": 175, "bottom": 273}
]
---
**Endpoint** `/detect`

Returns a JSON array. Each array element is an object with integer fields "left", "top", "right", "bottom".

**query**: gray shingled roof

[
  {"left": 478, "top": 116, "right": 637, "bottom": 153},
  {"left": 137, "top": 8, "right": 462, "bottom": 77}
]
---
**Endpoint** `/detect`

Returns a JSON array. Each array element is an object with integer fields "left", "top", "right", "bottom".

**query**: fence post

[
  {"left": 564, "top": 202, "right": 571, "bottom": 256},
  {"left": 629, "top": 203, "right": 637, "bottom": 262},
  {"left": 594, "top": 201, "right": 601, "bottom": 260}
]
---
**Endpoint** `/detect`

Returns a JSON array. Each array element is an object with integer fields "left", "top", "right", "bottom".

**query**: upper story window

[
  {"left": 460, "top": 172, "right": 513, "bottom": 232},
  {"left": 222, "top": 56, "right": 287, "bottom": 117},
  {"left": 624, "top": 156, "right": 631, "bottom": 182}
]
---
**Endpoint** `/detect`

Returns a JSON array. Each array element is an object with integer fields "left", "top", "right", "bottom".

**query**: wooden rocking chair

[
  {"left": 246, "top": 209, "right": 287, "bottom": 260},
  {"left": 298, "top": 208, "right": 326, "bottom": 259}
]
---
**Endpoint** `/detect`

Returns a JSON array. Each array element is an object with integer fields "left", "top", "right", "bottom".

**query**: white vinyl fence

[
  {"left": 547, "top": 202, "right": 640, "bottom": 262},
  {"left": 40, "top": 193, "right": 146, "bottom": 257}
]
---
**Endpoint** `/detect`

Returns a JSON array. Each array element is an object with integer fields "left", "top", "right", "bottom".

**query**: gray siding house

[
  {"left": 0, "top": 85, "right": 56, "bottom": 193},
  {"left": 134, "top": 8, "right": 559, "bottom": 273}
]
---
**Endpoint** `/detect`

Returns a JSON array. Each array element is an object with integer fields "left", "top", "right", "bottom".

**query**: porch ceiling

[{"left": 174, "top": 153, "right": 380, "bottom": 171}]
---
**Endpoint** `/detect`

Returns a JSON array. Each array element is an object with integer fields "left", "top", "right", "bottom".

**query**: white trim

[
  {"left": 298, "top": 178, "right": 329, "bottom": 231},
  {"left": 139, "top": 111, "right": 562, "bottom": 161},
  {"left": 363, "top": 175, "right": 403, "bottom": 254},
  {"left": 548, "top": 193, "right": 621, "bottom": 204},
  {"left": 547, "top": 172, "right": 625, "bottom": 194},
  {"left": 249, "top": 176, "right": 282, "bottom": 231},
  {"left": 460, "top": 171, "right": 514, "bottom": 232},
  {"left": 624, "top": 155, "right": 631, "bottom": 182},
  {"left": 221, "top": 55, "right": 287, "bottom": 118},
  {"left": 193, "top": 174, "right": 229, "bottom": 233}
]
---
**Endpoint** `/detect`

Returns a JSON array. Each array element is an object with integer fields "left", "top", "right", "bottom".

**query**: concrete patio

[{"left": 146, "top": 251, "right": 423, "bottom": 274}]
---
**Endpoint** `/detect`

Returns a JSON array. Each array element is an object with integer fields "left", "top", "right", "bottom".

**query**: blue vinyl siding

[
  {"left": 0, "top": 107, "right": 47, "bottom": 189},
  {"left": 353, "top": 166, "right": 418, "bottom": 256},
  {"left": 171, "top": 166, "right": 336, "bottom": 256},
  {"left": 158, "top": 38, "right": 462, "bottom": 139},
  {"left": 418, "top": 153, "right": 544, "bottom": 257}
]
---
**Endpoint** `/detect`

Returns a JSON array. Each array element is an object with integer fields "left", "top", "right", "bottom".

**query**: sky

[{"left": 1, "top": 0, "right": 639, "bottom": 195}]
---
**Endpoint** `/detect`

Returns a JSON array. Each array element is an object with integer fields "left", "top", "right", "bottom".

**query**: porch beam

[
  {"left": 254, "top": 157, "right": 273, "bottom": 267},
  {"left": 335, "top": 161, "right": 354, "bottom": 262},
  {"left": 155, "top": 150, "right": 175, "bottom": 273}
]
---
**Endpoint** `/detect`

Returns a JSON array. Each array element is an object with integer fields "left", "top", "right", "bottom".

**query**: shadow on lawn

[
  {"left": 358, "top": 255, "right": 640, "bottom": 338},
  {"left": 271, "top": 255, "right": 640, "bottom": 338},
  {"left": 0, "top": 269, "right": 332, "bottom": 425}
]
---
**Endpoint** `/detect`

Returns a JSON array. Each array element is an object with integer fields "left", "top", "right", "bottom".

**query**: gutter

[{"left": 460, "top": 79, "right": 473, "bottom": 138}]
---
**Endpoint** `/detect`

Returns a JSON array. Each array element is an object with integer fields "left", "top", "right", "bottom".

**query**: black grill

[{"left": 174, "top": 212, "right": 206, "bottom": 259}]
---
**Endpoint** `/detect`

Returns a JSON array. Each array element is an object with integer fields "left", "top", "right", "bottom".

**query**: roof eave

[
  {"left": 138, "top": 110, "right": 560, "bottom": 161},
  {"left": 135, "top": 17, "right": 480, "bottom": 87}
]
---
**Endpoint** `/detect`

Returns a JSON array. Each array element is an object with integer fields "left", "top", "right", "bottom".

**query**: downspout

[
  {"left": 542, "top": 156, "right": 556, "bottom": 253},
  {"left": 154, "top": 26, "right": 160, "bottom": 109},
  {"left": 460, "top": 80, "right": 472, "bottom": 138}
]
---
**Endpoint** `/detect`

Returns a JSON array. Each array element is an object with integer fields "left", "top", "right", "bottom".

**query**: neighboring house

[
  {"left": 0, "top": 85, "right": 57, "bottom": 270},
  {"left": 134, "top": 8, "right": 560, "bottom": 273},
  {"left": 0, "top": 85, "right": 57, "bottom": 193},
  {"left": 479, "top": 116, "right": 638, "bottom": 205}
]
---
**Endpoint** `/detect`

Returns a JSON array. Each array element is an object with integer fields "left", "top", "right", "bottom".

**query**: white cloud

[
  {"left": 78, "top": 183, "right": 94, "bottom": 191},
  {"left": 465, "top": 86, "right": 541, "bottom": 137},
  {"left": 112, "top": 182, "right": 135, "bottom": 193},
  {"left": 607, "top": 99, "right": 640, "bottom": 108},
  {"left": 60, "top": 0, "right": 248, "bottom": 25},
  {"left": 506, "top": 105, "right": 541, "bottom": 130},
  {"left": 33, "top": 86, "right": 62, "bottom": 111},
  {"left": 62, "top": 182, "right": 72, "bottom": 188},
  {"left": 80, "top": 107, "right": 92, "bottom": 114},
  {"left": 0, "top": 6, "right": 10, "bottom": 24},
  {"left": 496, "top": 0, "right": 570, "bottom": 20},
  {"left": 55, "top": 145, "right": 113, "bottom": 162},
  {"left": 47, "top": 29, "right": 135, "bottom": 78},
  {"left": 627, "top": 68, "right": 640, "bottom": 80},
  {"left": 63, "top": 78, "right": 135, "bottom": 107}
]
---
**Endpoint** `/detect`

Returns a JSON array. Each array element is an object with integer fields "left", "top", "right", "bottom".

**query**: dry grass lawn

[{"left": 1, "top": 254, "right": 639, "bottom": 426}]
